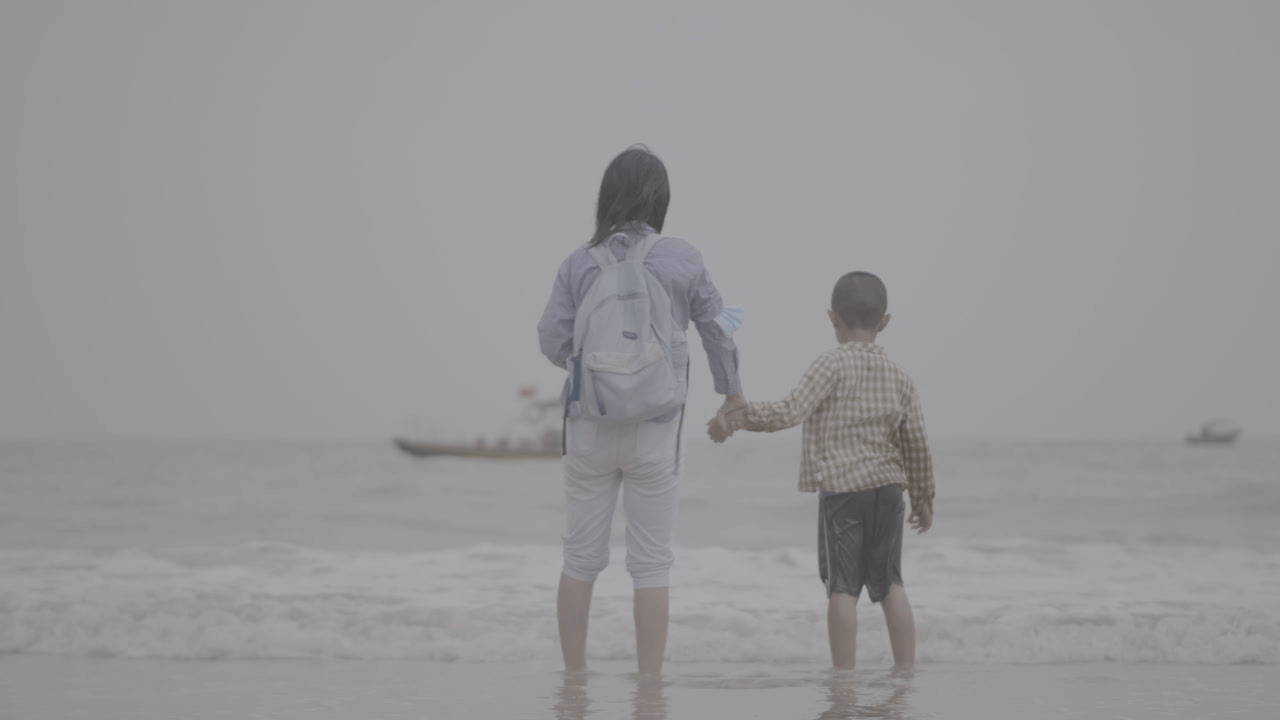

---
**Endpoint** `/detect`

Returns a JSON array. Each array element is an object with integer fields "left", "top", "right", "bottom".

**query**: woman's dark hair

[{"left": 589, "top": 144, "right": 670, "bottom": 247}]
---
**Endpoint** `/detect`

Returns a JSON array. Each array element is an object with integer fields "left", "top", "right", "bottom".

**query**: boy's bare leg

[
  {"left": 827, "top": 592, "right": 859, "bottom": 668},
  {"left": 881, "top": 583, "right": 916, "bottom": 667},
  {"left": 558, "top": 573, "right": 594, "bottom": 671},
  {"left": 634, "top": 586, "right": 668, "bottom": 674}
]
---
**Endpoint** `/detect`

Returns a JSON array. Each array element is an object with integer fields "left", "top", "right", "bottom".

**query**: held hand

[
  {"left": 707, "top": 393, "right": 748, "bottom": 444},
  {"left": 706, "top": 406, "right": 748, "bottom": 443},
  {"left": 909, "top": 505, "right": 933, "bottom": 534},
  {"left": 722, "top": 407, "right": 748, "bottom": 431},
  {"left": 706, "top": 414, "right": 733, "bottom": 443}
]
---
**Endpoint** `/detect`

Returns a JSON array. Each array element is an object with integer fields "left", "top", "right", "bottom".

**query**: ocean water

[{"left": 2, "top": 435, "right": 1279, "bottom": 717}]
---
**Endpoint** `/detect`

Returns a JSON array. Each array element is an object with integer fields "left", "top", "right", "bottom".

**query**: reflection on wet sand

[
  {"left": 630, "top": 673, "right": 669, "bottom": 720},
  {"left": 553, "top": 670, "right": 669, "bottom": 720},
  {"left": 817, "top": 667, "right": 915, "bottom": 720},
  {"left": 553, "top": 666, "right": 912, "bottom": 720},
  {"left": 553, "top": 671, "right": 590, "bottom": 720}
]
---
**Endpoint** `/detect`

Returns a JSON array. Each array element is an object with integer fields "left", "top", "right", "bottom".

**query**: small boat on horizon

[
  {"left": 394, "top": 386, "right": 563, "bottom": 460},
  {"left": 1185, "top": 419, "right": 1242, "bottom": 445},
  {"left": 393, "top": 437, "right": 560, "bottom": 460}
]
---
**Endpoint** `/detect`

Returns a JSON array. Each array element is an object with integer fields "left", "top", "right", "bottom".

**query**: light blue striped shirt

[{"left": 537, "top": 223, "right": 743, "bottom": 413}]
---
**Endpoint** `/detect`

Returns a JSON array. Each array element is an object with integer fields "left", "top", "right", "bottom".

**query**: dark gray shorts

[{"left": 817, "top": 484, "right": 905, "bottom": 603}]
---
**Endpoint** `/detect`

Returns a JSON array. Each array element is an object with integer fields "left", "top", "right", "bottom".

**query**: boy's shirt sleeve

[
  {"left": 743, "top": 351, "right": 838, "bottom": 432},
  {"left": 899, "top": 383, "right": 935, "bottom": 515}
]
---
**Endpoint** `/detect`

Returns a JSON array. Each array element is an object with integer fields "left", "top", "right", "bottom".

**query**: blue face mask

[{"left": 714, "top": 305, "right": 744, "bottom": 335}]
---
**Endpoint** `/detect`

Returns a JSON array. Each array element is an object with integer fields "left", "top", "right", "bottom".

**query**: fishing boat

[
  {"left": 1185, "top": 419, "right": 1242, "bottom": 445},
  {"left": 393, "top": 437, "right": 559, "bottom": 460},
  {"left": 394, "top": 386, "right": 562, "bottom": 460}
]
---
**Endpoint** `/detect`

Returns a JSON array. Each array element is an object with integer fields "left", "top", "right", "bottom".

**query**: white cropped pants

[{"left": 561, "top": 416, "right": 682, "bottom": 589}]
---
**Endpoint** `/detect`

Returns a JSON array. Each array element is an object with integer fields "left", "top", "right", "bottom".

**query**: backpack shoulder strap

[
  {"left": 626, "top": 233, "right": 663, "bottom": 264},
  {"left": 587, "top": 232, "right": 627, "bottom": 268}
]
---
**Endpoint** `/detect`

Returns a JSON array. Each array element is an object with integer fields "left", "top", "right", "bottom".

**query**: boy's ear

[
  {"left": 828, "top": 309, "right": 839, "bottom": 327},
  {"left": 877, "top": 313, "right": 891, "bottom": 332}
]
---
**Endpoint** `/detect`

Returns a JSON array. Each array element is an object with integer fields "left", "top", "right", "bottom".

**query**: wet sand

[{"left": 3, "top": 655, "right": 1275, "bottom": 720}]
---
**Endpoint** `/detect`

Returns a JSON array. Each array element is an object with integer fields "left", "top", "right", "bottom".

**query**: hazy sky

[{"left": 3, "top": 1, "right": 1278, "bottom": 441}]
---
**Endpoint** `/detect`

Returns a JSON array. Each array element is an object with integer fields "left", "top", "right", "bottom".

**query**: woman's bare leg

[
  {"left": 558, "top": 573, "right": 595, "bottom": 671},
  {"left": 634, "top": 586, "right": 668, "bottom": 673}
]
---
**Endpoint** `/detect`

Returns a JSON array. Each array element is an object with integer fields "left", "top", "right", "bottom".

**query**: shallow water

[{"left": 2, "top": 435, "right": 1278, "bottom": 716}]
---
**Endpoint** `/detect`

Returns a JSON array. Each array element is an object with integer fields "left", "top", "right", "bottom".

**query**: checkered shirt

[{"left": 743, "top": 341, "right": 934, "bottom": 515}]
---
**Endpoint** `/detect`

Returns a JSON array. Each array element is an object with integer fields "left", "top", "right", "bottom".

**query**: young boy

[{"left": 708, "top": 271, "right": 934, "bottom": 669}]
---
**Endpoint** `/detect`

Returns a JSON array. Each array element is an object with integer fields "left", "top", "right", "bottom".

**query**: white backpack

[{"left": 568, "top": 233, "right": 688, "bottom": 423}]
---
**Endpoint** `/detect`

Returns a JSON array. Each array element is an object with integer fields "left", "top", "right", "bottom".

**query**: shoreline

[{"left": 3, "top": 655, "right": 1275, "bottom": 720}]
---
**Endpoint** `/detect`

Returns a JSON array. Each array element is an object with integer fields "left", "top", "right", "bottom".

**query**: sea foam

[{"left": 3, "top": 540, "right": 1276, "bottom": 665}]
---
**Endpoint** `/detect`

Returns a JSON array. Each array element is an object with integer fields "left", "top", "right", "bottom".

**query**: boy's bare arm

[{"left": 909, "top": 505, "right": 932, "bottom": 533}]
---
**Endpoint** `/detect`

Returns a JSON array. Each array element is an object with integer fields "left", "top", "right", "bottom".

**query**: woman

[{"left": 537, "top": 145, "right": 745, "bottom": 673}]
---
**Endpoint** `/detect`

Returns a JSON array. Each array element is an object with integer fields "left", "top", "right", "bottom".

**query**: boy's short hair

[{"left": 831, "top": 271, "right": 887, "bottom": 329}]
